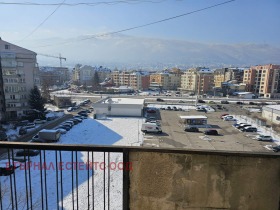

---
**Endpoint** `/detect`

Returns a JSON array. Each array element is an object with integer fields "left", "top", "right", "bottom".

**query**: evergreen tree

[
  {"left": 91, "top": 71, "right": 100, "bottom": 91},
  {"left": 28, "top": 86, "right": 45, "bottom": 112}
]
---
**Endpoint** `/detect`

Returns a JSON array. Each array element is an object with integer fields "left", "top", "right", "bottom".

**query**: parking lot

[{"left": 143, "top": 104, "right": 279, "bottom": 153}]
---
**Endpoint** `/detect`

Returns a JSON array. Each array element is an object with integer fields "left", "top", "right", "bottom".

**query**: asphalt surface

[{"left": 143, "top": 104, "right": 279, "bottom": 154}]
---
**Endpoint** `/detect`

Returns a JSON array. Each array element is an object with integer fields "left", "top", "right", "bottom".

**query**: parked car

[
  {"left": 220, "top": 114, "right": 229, "bottom": 119},
  {"left": 241, "top": 127, "right": 257, "bottom": 132},
  {"left": 204, "top": 130, "right": 219, "bottom": 135},
  {"left": 72, "top": 117, "right": 82, "bottom": 123},
  {"left": 184, "top": 127, "right": 199, "bottom": 132},
  {"left": 173, "top": 106, "right": 178, "bottom": 111},
  {"left": 178, "top": 108, "right": 183, "bottom": 111},
  {"left": 0, "top": 131, "right": 8, "bottom": 141},
  {"left": 198, "top": 99, "right": 205, "bottom": 103},
  {"left": 147, "top": 109, "right": 156, "bottom": 113},
  {"left": 257, "top": 135, "right": 272, "bottom": 141},
  {"left": 236, "top": 102, "right": 244, "bottom": 105},
  {"left": 64, "top": 121, "right": 74, "bottom": 126},
  {"left": 272, "top": 145, "right": 280, "bottom": 152},
  {"left": 237, "top": 124, "right": 251, "bottom": 129},
  {"left": 15, "top": 120, "right": 29, "bottom": 127},
  {"left": 156, "top": 98, "right": 164, "bottom": 102},
  {"left": 55, "top": 128, "right": 67, "bottom": 134},
  {"left": 145, "top": 117, "right": 157, "bottom": 122},
  {"left": 167, "top": 106, "right": 172, "bottom": 110},
  {"left": 24, "top": 123, "right": 36, "bottom": 129},
  {"left": 33, "top": 119, "right": 47, "bottom": 124},
  {"left": 61, "top": 123, "right": 73, "bottom": 128},
  {"left": 31, "top": 134, "right": 39, "bottom": 141},
  {"left": 221, "top": 100, "right": 229, "bottom": 104},
  {"left": 57, "top": 125, "right": 71, "bottom": 131},
  {"left": 178, "top": 100, "right": 185, "bottom": 103},
  {"left": 18, "top": 127, "right": 27, "bottom": 135},
  {"left": 249, "top": 102, "right": 256, "bottom": 105},
  {"left": 16, "top": 149, "right": 40, "bottom": 157},
  {"left": 223, "top": 116, "right": 236, "bottom": 121},
  {"left": 208, "top": 101, "right": 216, "bottom": 104}
]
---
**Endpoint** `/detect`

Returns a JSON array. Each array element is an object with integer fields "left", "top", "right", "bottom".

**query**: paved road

[
  {"left": 143, "top": 107, "right": 279, "bottom": 154},
  {"left": 0, "top": 114, "right": 73, "bottom": 158}
]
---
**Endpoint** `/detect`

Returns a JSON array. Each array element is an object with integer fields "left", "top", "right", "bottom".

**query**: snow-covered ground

[
  {"left": 0, "top": 117, "right": 143, "bottom": 209},
  {"left": 233, "top": 115, "right": 280, "bottom": 146}
]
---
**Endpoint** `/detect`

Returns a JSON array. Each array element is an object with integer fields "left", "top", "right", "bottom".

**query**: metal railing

[{"left": 0, "top": 142, "right": 130, "bottom": 210}]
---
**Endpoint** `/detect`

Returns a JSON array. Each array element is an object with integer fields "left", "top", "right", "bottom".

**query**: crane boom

[{"left": 37, "top": 53, "right": 66, "bottom": 67}]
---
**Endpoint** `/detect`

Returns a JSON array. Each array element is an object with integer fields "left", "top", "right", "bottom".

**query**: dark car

[
  {"left": 249, "top": 102, "right": 256, "bottom": 105},
  {"left": 198, "top": 99, "right": 205, "bottom": 103},
  {"left": 18, "top": 127, "right": 28, "bottom": 135},
  {"left": 0, "top": 131, "right": 8, "bottom": 141},
  {"left": 204, "top": 130, "right": 219, "bottom": 135},
  {"left": 147, "top": 109, "right": 156, "bottom": 113},
  {"left": 221, "top": 100, "right": 229, "bottom": 104},
  {"left": 57, "top": 125, "right": 71, "bottom": 131},
  {"left": 156, "top": 98, "right": 164, "bottom": 102},
  {"left": 16, "top": 149, "right": 40, "bottom": 157},
  {"left": 272, "top": 145, "right": 280, "bottom": 152},
  {"left": 173, "top": 106, "right": 178, "bottom": 111},
  {"left": 185, "top": 127, "right": 199, "bottom": 132},
  {"left": 78, "top": 112, "right": 88, "bottom": 117},
  {"left": 236, "top": 102, "right": 244, "bottom": 105},
  {"left": 167, "top": 106, "right": 172, "bottom": 110},
  {"left": 241, "top": 127, "right": 257, "bottom": 132}
]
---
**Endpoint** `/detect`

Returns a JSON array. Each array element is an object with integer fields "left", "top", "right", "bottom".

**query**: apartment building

[
  {"left": 72, "top": 65, "right": 111, "bottom": 85},
  {"left": 181, "top": 67, "right": 214, "bottom": 94},
  {"left": 40, "top": 66, "right": 70, "bottom": 87},
  {"left": 111, "top": 70, "right": 148, "bottom": 90},
  {"left": 0, "top": 38, "right": 39, "bottom": 121},
  {"left": 149, "top": 71, "right": 181, "bottom": 90},
  {"left": 214, "top": 68, "right": 244, "bottom": 88},
  {"left": 243, "top": 64, "right": 280, "bottom": 98}
]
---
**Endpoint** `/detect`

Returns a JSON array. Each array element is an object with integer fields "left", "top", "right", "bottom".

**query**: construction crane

[{"left": 37, "top": 53, "right": 66, "bottom": 67}]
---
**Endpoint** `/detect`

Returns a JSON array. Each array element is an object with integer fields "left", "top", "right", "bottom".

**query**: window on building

[
  {"left": 17, "top": 62, "right": 24, "bottom": 67},
  {"left": 10, "top": 95, "right": 15, "bottom": 99},
  {"left": 5, "top": 45, "right": 10, "bottom": 50}
]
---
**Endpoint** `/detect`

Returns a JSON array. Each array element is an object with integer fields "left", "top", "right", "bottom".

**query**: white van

[{"left": 141, "top": 123, "right": 162, "bottom": 134}]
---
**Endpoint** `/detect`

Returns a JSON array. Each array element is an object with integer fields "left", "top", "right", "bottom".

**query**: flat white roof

[
  {"left": 180, "top": 115, "right": 207, "bottom": 119},
  {"left": 105, "top": 98, "right": 145, "bottom": 105},
  {"left": 265, "top": 105, "right": 280, "bottom": 111}
]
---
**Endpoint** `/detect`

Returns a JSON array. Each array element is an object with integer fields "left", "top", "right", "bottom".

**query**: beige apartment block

[
  {"left": 243, "top": 64, "right": 280, "bottom": 98},
  {"left": 181, "top": 67, "right": 214, "bottom": 94},
  {"left": 112, "top": 70, "right": 142, "bottom": 90},
  {"left": 0, "top": 38, "right": 39, "bottom": 120},
  {"left": 150, "top": 72, "right": 181, "bottom": 90}
]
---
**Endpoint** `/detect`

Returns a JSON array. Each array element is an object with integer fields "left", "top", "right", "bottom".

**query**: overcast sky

[{"left": 0, "top": 0, "right": 279, "bottom": 67}]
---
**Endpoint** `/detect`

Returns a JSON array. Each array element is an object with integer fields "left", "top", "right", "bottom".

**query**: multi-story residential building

[
  {"left": 149, "top": 71, "right": 181, "bottom": 90},
  {"left": 243, "top": 64, "right": 280, "bottom": 98},
  {"left": 181, "top": 67, "right": 214, "bottom": 94},
  {"left": 111, "top": 70, "right": 149, "bottom": 90},
  {"left": 0, "top": 38, "right": 39, "bottom": 120},
  {"left": 72, "top": 65, "right": 111, "bottom": 85},
  {"left": 40, "top": 66, "right": 70, "bottom": 87},
  {"left": 214, "top": 68, "right": 244, "bottom": 88}
]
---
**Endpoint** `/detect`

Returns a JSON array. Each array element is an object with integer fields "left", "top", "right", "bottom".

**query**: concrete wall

[
  {"left": 93, "top": 103, "right": 143, "bottom": 117},
  {"left": 129, "top": 151, "right": 280, "bottom": 210}
]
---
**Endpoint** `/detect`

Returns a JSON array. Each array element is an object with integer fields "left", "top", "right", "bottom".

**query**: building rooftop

[
  {"left": 265, "top": 105, "right": 280, "bottom": 111},
  {"left": 105, "top": 98, "right": 145, "bottom": 105}
]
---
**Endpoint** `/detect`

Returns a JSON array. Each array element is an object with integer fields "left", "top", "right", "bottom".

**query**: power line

[
  {"left": 0, "top": 0, "right": 165, "bottom": 6},
  {"left": 35, "top": 0, "right": 236, "bottom": 48},
  {"left": 20, "top": 0, "right": 66, "bottom": 42}
]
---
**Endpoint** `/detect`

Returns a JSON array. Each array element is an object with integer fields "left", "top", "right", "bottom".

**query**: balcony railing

[{"left": 0, "top": 142, "right": 129, "bottom": 210}]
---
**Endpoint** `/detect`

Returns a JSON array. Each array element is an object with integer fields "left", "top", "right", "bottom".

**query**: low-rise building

[{"left": 93, "top": 97, "right": 144, "bottom": 117}]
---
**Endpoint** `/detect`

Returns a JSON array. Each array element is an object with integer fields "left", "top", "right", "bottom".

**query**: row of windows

[{"left": 4, "top": 86, "right": 27, "bottom": 93}]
